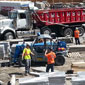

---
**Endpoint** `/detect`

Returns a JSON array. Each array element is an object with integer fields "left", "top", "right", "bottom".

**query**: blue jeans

[{"left": 46, "top": 64, "right": 54, "bottom": 72}]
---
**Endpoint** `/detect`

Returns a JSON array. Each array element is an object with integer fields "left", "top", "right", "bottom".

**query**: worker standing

[
  {"left": 45, "top": 48, "right": 56, "bottom": 72},
  {"left": 22, "top": 44, "right": 34, "bottom": 76},
  {"left": 74, "top": 27, "right": 80, "bottom": 45}
]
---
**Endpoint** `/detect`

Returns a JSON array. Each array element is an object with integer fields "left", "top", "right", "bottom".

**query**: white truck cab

[
  {"left": 0, "top": 9, "right": 33, "bottom": 40},
  {"left": 8, "top": 9, "right": 27, "bottom": 29}
]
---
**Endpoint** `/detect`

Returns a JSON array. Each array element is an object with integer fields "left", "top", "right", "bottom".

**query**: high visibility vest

[
  {"left": 22, "top": 48, "right": 31, "bottom": 60},
  {"left": 45, "top": 51, "right": 56, "bottom": 64},
  {"left": 74, "top": 30, "right": 80, "bottom": 38}
]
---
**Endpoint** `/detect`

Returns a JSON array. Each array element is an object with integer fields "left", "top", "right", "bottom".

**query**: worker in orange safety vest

[
  {"left": 45, "top": 48, "right": 56, "bottom": 72},
  {"left": 74, "top": 27, "right": 80, "bottom": 45}
]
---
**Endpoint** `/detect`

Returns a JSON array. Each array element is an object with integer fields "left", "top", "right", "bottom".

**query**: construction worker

[
  {"left": 22, "top": 44, "right": 34, "bottom": 76},
  {"left": 45, "top": 48, "right": 56, "bottom": 72},
  {"left": 74, "top": 27, "right": 80, "bottom": 45},
  {"left": 38, "top": 38, "right": 44, "bottom": 43}
]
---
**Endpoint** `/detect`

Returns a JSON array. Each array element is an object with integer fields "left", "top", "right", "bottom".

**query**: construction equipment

[
  {"left": 10, "top": 34, "right": 68, "bottom": 66},
  {"left": 0, "top": 7, "right": 85, "bottom": 40}
]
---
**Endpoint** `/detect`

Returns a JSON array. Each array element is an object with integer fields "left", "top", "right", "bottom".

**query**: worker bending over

[{"left": 45, "top": 48, "right": 56, "bottom": 72}]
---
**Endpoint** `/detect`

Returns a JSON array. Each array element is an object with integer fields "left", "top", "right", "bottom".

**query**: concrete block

[
  {"left": 77, "top": 71, "right": 85, "bottom": 77},
  {"left": 0, "top": 45, "right": 5, "bottom": 59},
  {"left": 10, "top": 75, "right": 16, "bottom": 85},
  {"left": 48, "top": 72, "right": 65, "bottom": 85},
  {"left": 0, "top": 41, "right": 10, "bottom": 58},
  {"left": 39, "top": 71, "right": 66, "bottom": 85},
  {"left": 71, "top": 77, "right": 85, "bottom": 85},
  {"left": 69, "top": 45, "right": 85, "bottom": 52},
  {"left": 19, "top": 77, "right": 49, "bottom": 85}
]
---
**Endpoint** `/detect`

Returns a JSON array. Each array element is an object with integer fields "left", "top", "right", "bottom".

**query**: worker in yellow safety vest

[{"left": 22, "top": 44, "right": 34, "bottom": 76}]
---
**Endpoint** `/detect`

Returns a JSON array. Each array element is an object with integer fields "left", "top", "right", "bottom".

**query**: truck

[{"left": 0, "top": 7, "right": 85, "bottom": 40}]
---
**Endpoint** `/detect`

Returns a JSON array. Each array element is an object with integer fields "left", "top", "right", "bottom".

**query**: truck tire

[
  {"left": 55, "top": 55, "right": 65, "bottom": 66},
  {"left": 4, "top": 32, "right": 15, "bottom": 40},
  {"left": 78, "top": 27, "right": 84, "bottom": 36},
  {"left": 64, "top": 28, "right": 73, "bottom": 37},
  {"left": 41, "top": 26, "right": 51, "bottom": 35}
]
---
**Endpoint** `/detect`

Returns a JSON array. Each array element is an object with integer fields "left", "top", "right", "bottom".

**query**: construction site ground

[
  {"left": 0, "top": 35, "right": 85, "bottom": 85},
  {"left": 0, "top": 48, "right": 85, "bottom": 84}
]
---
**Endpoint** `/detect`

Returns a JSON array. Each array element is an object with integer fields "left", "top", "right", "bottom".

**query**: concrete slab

[
  {"left": 77, "top": 71, "right": 85, "bottom": 77},
  {"left": 71, "top": 77, "right": 85, "bottom": 85},
  {"left": 29, "top": 72, "right": 41, "bottom": 77},
  {"left": 30, "top": 70, "right": 63, "bottom": 77},
  {"left": 19, "top": 77, "right": 49, "bottom": 85},
  {"left": 69, "top": 45, "right": 85, "bottom": 52},
  {"left": 38, "top": 71, "right": 66, "bottom": 85},
  {"left": 66, "top": 74, "right": 78, "bottom": 80}
]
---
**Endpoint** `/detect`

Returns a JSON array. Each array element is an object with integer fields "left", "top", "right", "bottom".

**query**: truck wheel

[
  {"left": 4, "top": 32, "right": 15, "bottom": 40},
  {"left": 41, "top": 26, "right": 51, "bottom": 35},
  {"left": 55, "top": 55, "right": 65, "bottom": 66},
  {"left": 78, "top": 27, "right": 84, "bottom": 36},
  {"left": 64, "top": 28, "right": 73, "bottom": 37}
]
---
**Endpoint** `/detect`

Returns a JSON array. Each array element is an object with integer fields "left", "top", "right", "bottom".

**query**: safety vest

[
  {"left": 22, "top": 48, "right": 31, "bottom": 60},
  {"left": 45, "top": 51, "right": 56, "bottom": 64},
  {"left": 74, "top": 30, "right": 80, "bottom": 38}
]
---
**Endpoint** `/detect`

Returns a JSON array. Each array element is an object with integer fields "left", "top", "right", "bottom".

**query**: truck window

[
  {"left": 8, "top": 11, "right": 17, "bottom": 19},
  {"left": 19, "top": 13, "right": 26, "bottom": 19}
]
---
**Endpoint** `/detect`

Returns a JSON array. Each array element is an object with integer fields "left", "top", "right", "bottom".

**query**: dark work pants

[
  {"left": 25, "top": 59, "right": 31, "bottom": 74},
  {"left": 75, "top": 38, "right": 80, "bottom": 45},
  {"left": 46, "top": 64, "right": 54, "bottom": 72}
]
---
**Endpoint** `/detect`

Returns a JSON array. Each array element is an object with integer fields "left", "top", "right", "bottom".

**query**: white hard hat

[{"left": 76, "top": 27, "right": 78, "bottom": 30}]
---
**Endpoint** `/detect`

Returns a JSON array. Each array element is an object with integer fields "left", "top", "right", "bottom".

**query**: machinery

[
  {"left": 10, "top": 34, "right": 68, "bottom": 66},
  {"left": 0, "top": 7, "right": 85, "bottom": 40}
]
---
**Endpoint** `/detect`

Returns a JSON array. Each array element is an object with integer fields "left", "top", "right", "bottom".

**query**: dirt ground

[
  {"left": 0, "top": 51, "right": 85, "bottom": 85},
  {"left": 0, "top": 44, "right": 85, "bottom": 85}
]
